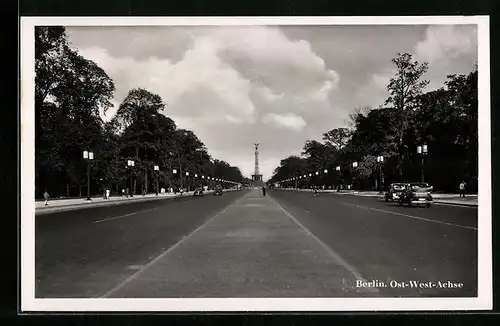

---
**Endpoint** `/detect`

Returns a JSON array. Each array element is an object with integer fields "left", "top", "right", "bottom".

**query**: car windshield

[
  {"left": 410, "top": 183, "right": 431, "bottom": 191},
  {"left": 392, "top": 184, "right": 405, "bottom": 190}
]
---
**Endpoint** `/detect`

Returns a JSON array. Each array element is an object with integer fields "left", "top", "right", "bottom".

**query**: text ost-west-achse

[{"left": 356, "top": 280, "right": 464, "bottom": 289}]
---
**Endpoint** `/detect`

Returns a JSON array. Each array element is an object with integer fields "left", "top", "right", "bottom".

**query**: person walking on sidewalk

[
  {"left": 459, "top": 181, "right": 467, "bottom": 198},
  {"left": 262, "top": 186, "right": 266, "bottom": 196},
  {"left": 43, "top": 190, "right": 50, "bottom": 206},
  {"left": 106, "top": 188, "right": 110, "bottom": 199},
  {"left": 314, "top": 186, "right": 319, "bottom": 196}
]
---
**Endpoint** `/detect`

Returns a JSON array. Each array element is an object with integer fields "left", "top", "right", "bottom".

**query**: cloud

[
  {"left": 71, "top": 26, "right": 340, "bottom": 179},
  {"left": 414, "top": 25, "right": 477, "bottom": 63},
  {"left": 353, "top": 70, "right": 393, "bottom": 108},
  {"left": 352, "top": 25, "right": 477, "bottom": 110},
  {"left": 261, "top": 113, "right": 307, "bottom": 131},
  {"left": 68, "top": 24, "right": 476, "bottom": 179}
]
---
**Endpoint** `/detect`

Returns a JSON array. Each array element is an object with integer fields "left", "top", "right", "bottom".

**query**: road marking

[
  {"left": 100, "top": 191, "right": 253, "bottom": 298},
  {"left": 339, "top": 202, "right": 477, "bottom": 231},
  {"left": 267, "top": 196, "right": 379, "bottom": 295},
  {"left": 93, "top": 208, "right": 158, "bottom": 224}
]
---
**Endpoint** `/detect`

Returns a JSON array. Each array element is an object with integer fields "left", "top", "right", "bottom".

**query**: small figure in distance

[
  {"left": 262, "top": 186, "right": 266, "bottom": 196},
  {"left": 459, "top": 180, "right": 466, "bottom": 198},
  {"left": 314, "top": 186, "right": 319, "bottom": 196},
  {"left": 43, "top": 190, "right": 50, "bottom": 206}
]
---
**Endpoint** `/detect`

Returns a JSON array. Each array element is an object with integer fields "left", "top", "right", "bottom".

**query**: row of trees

[
  {"left": 268, "top": 53, "right": 478, "bottom": 193},
  {"left": 35, "top": 26, "right": 249, "bottom": 198}
]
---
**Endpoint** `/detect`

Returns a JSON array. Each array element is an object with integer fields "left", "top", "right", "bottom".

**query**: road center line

[
  {"left": 339, "top": 202, "right": 477, "bottom": 231},
  {"left": 99, "top": 191, "right": 252, "bottom": 298},
  {"left": 267, "top": 196, "right": 379, "bottom": 295},
  {"left": 93, "top": 208, "right": 158, "bottom": 224}
]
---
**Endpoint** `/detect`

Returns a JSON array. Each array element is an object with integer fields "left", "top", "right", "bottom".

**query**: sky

[{"left": 66, "top": 24, "right": 477, "bottom": 180}]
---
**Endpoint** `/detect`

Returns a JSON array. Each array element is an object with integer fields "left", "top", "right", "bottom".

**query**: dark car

[
  {"left": 385, "top": 183, "right": 406, "bottom": 202},
  {"left": 194, "top": 187, "right": 204, "bottom": 196},
  {"left": 213, "top": 185, "right": 223, "bottom": 196},
  {"left": 398, "top": 182, "right": 433, "bottom": 207}
]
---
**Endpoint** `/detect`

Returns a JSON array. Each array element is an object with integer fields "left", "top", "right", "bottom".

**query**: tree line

[
  {"left": 268, "top": 53, "right": 478, "bottom": 193},
  {"left": 35, "top": 26, "right": 249, "bottom": 199}
]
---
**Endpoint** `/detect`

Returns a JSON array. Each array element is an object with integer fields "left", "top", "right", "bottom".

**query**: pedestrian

[
  {"left": 106, "top": 188, "right": 110, "bottom": 199},
  {"left": 126, "top": 187, "right": 130, "bottom": 198},
  {"left": 459, "top": 181, "right": 466, "bottom": 198},
  {"left": 314, "top": 187, "right": 318, "bottom": 196},
  {"left": 262, "top": 186, "right": 266, "bottom": 196},
  {"left": 121, "top": 188, "right": 125, "bottom": 197},
  {"left": 43, "top": 190, "right": 50, "bottom": 206}
]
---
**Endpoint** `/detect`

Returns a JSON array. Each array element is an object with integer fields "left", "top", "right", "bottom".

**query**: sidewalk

[
  {"left": 104, "top": 189, "right": 377, "bottom": 298},
  {"left": 277, "top": 188, "right": 478, "bottom": 207},
  {"left": 35, "top": 189, "right": 233, "bottom": 214}
]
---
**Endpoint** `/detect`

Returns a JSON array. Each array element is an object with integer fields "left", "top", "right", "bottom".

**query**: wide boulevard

[{"left": 36, "top": 188, "right": 477, "bottom": 298}]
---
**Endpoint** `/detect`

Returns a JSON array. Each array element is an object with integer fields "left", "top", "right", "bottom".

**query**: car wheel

[
  {"left": 399, "top": 200, "right": 403, "bottom": 206},
  {"left": 426, "top": 203, "right": 431, "bottom": 208}
]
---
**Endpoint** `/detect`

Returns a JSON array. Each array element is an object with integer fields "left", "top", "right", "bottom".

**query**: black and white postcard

[{"left": 20, "top": 16, "right": 491, "bottom": 311}]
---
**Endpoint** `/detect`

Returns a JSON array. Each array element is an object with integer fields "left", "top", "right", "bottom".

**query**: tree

[
  {"left": 384, "top": 53, "right": 429, "bottom": 177},
  {"left": 322, "top": 127, "right": 350, "bottom": 150},
  {"left": 35, "top": 26, "right": 115, "bottom": 197}
]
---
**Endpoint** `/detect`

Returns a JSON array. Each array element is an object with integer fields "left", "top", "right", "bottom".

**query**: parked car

[
  {"left": 194, "top": 187, "right": 204, "bottom": 196},
  {"left": 398, "top": 182, "right": 433, "bottom": 207},
  {"left": 213, "top": 185, "right": 223, "bottom": 196},
  {"left": 385, "top": 183, "right": 406, "bottom": 202}
]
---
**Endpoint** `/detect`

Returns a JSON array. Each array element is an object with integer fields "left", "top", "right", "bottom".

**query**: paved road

[
  {"left": 35, "top": 190, "right": 248, "bottom": 297},
  {"left": 269, "top": 190, "right": 477, "bottom": 297},
  {"left": 35, "top": 188, "right": 477, "bottom": 298}
]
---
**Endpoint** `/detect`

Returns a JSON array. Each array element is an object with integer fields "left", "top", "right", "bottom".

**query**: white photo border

[{"left": 20, "top": 15, "right": 492, "bottom": 312}]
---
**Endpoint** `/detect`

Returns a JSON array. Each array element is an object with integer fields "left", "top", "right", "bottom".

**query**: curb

[
  {"left": 275, "top": 189, "right": 478, "bottom": 207},
  {"left": 433, "top": 201, "right": 478, "bottom": 207},
  {"left": 35, "top": 189, "right": 235, "bottom": 215}
]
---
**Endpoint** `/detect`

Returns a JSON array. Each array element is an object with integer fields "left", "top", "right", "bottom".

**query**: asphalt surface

[
  {"left": 35, "top": 188, "right": 477, "bottom": 298},
  {"left": 269, "top": 190, "right": 478, "bottom": 297},
  {"left": 35, "top": 190, "right": 248, "bottom": 298}
]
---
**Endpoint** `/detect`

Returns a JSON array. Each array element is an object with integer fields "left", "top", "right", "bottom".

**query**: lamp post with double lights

[
  {"left": 172, "top": 168, "right": 179, "bottom": 193},
  {"left": 154, "top": 165, "right": 159, "bottom": 195},
  {"left": 417, "top": 144, "right": 428, "bottom": 182},
  {"left": 83, "top": 150, "right": 94, "bottom": 201},
  {"left": 376, "top": 156, "right": 384, "bottom": 194},
  {"left": 351, "top": 161, "right": 358, "bottom": 191},
  {"left": 336, "top": 166, "right": 341, "bottom": 191},
  {"left": 127, "top": 159, "right": 135, "bottom": 197}
]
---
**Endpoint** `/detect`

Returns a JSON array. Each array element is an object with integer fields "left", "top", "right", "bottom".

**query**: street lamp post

[
  {"left": 173, "top": 168, "right": 180, "bottom": 194},
  {"left": 127, "top": 159, "right": 135, "bottom": 197},
  {"left": 352, "top": 161, "right": 358, "bottom": 191},
  {"left": 185, "top": 171, "right": 190, "bottom": 192},
  {"left": 417, "top": 144, "right": 428, "bottom": 182},
  {"left": 376, "top": 156, "right": 384, "bottom": 194},
  {"left": 324, "top": 169, "right": 328, "bottom": 189},
  {"left": 336, "top": 166, "right": 341, "bottom": 191},
  {"left": 154, "top": 165, "right": 159, "bottom": 195},
  {"left": 83, "top": 150, "right": 94, "bottom": 201}
]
